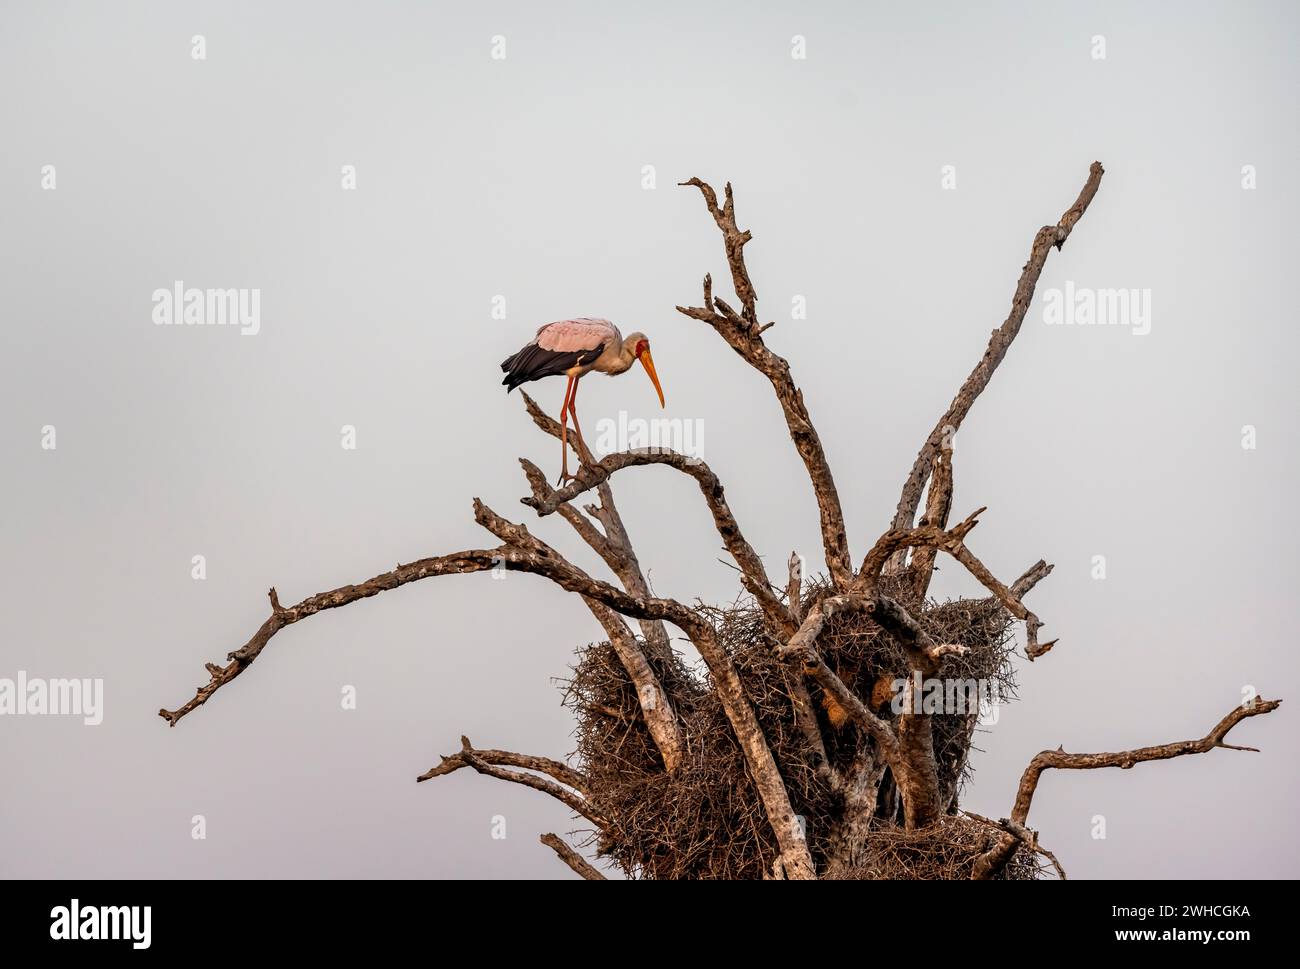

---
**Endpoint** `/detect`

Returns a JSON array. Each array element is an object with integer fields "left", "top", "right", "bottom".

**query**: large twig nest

[{"left": 564, "top": 573, "right": 1022, "bottom": 879}]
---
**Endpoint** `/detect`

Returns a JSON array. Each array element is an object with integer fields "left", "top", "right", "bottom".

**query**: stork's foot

[{"left": 556, "top": 469, "right": 578, "bottom": 486}]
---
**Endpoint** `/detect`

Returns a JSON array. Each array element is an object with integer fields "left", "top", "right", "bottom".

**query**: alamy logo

[
  {"left": 889, "top": 674, "right": 1000, "bottom": 724},
  {"left": 0, "top": 671, "right": 103, "bottom": 725},
  {"left": 1042, "top": 280, "right": 1151, "bottom": 336},
  {"left": 50, "top": 899, "right": 151, "bottom": 949},
  {"left": 152, "top": 280, "right": 261, "bottom": 335},
  {"left": 594, "top": 410, "right": 704, "bottom": 459}
]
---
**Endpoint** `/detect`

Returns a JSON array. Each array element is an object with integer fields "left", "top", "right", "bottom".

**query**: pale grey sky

[{"left": 1, "top": 0, "right": 1296, "bottom": 878}]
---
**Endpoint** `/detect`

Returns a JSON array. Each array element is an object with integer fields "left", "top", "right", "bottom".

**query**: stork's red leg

[
  {"left": 568, "top": 375, "right": 590, "bottom": 460},
  {"left": 557, "top": 374, "right": 577, "bottom": 484}
]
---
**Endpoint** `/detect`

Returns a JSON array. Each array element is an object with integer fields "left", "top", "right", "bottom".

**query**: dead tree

[{"left": 159, "top": 162, "right": 1281, "bottom": 880}]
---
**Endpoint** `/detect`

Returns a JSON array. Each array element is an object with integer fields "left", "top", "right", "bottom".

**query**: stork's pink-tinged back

[{"left": 538, "top": 317, "right": 620, "bottom": 354}]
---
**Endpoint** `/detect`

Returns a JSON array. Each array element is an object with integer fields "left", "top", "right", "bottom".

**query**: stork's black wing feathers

[{"left": 500, "top": 341, "right": 606, "bottom": 392}]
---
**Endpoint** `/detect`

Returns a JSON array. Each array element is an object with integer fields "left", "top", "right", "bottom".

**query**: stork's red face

[{"left": 635, "top": 339, "right": 665, "bottom": 408}]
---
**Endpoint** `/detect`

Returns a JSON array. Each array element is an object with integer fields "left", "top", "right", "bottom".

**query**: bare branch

[
  {"left": 872, "top": 596, "right": 970, "bottom": 674},
  {"left": 678, "top": 177, "right": 853, "bottom": 591},
  {"left": 856, "top": 509, "right": 985, "bottom": 591},
  {"left": 423, "top": 737, "right": 606, "bottom": 827},
  {"left": 523, "top": 448, "right": 793, "bottom": 637},
  {"left": 777, "top": 557, "right": 832, "bottom": 776},
  {"left": 774, "top": 594, "right": 860, "bottom": 660},
  {"left": 910, "top": 445, "right": 954, "bottom": 598},
  {"left": 540, "top": 833, "right": 607, "bottom": 880},
  {"left": 159, "top": 498, "right": 694, "bottom": 728},
  {"left": 418, "top": 739, "right": 586, "bottom": 791},
  {"left": 521, "top": 457, "right": 616, "bottom": 561},
  {"left": 856, "top": 510, "right": 1056, "bottom": 659},
  {"left": 786, "top": 551, "right": 803, "bottom": 623},
  {"left": 471, "top": 503, "right": 690, "bottom": 627},
  {"left": 1010, "top": 559, "right": 1054, "bottom": 599},
  {"left": 519, "top": 392, "right": 673, "bottom": 663},
  {"left": 583, "top": 600, "right": 684, "bottom": 772},
  {"left": 888, "top": 162, "right": 1105, "bottom": 549},
  {"left": 696, "top": 621, "right": 819, "bottom": 878},
  {"left": 678, "top": 178, "right": 757, "bottom": 324},
  {"left": 947, "top": 544, "right": 1056, "bottom": 660},
  {"left": 159, "top": 552, "right": 508, "bottom": 726},
  {"left": 1011, "top": 698, "right": 1284, "bottom": 826}
]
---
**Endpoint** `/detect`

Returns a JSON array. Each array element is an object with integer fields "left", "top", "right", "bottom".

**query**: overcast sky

[{"left": 2, "top": 0, "right": 1296, "bottom": 879}]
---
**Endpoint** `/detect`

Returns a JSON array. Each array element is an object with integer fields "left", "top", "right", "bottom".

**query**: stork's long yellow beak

[{"left": 638, "top": 349, "right": 665, "bottom": 408}]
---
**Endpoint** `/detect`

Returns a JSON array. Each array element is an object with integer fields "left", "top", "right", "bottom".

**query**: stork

[{"left": 501, "top": 317, "right": 664, "bottom": 482}]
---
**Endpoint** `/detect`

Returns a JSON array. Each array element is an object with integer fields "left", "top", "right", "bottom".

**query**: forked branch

[
  {"left": 159, "top": 552, "right": 510, "bottom": 726},
  {"left": 420, "top": 736, "right": 605, "bottom": 827},
  {"left": 888, "top": 162, "right": 1105, "bottom": 564},
  {"left": 418, "top": 737, "right": 586, "bottom": 790},
  {"left": 1010, "top": 698, "right": 1283, "bottom": 826},
  {"left": 856, "top": 508, "right": 1056, "bottom": 659},
  {"left": 523, "top": 448, "right": 793, "bottom": 636},
  {"left": 159, "top": 502, "right": 696, "bottom": 727},
  {"left": 677, "top": 178, "right": 853, "bottom": 590},
  {"left": 973, "top": 698, "right": 1283, "bottom": 878}
]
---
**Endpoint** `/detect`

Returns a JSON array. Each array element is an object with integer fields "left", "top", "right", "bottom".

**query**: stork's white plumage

[{"left": 501, "top": 318, "right": 664, "bottom": 481}]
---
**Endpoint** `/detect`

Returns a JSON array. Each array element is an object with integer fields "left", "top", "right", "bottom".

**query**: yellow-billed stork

[{"left": 501, "top": 317, "right": 664, "bottom": 482}]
